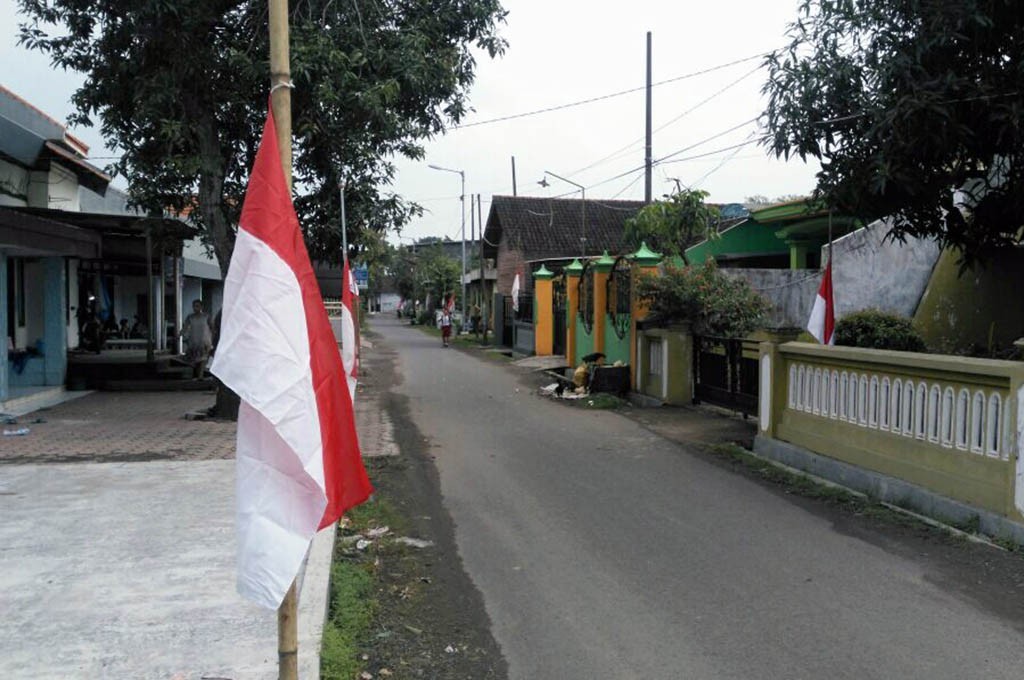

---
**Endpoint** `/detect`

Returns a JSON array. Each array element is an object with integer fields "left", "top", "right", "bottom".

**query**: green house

[{"left": 686, "top": 199, "right": 861, "bottom": 270}]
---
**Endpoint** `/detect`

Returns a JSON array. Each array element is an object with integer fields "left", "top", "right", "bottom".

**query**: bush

[
  {"left": 635, "top": 260, "right": 770, "bottom": 337},
  {"left": 833, "top": 309, "right": 926, "bottom": 352}
]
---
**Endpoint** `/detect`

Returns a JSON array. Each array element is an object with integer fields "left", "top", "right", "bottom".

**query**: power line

[
  {"left": 568, "top": 63, "right": 766, "bottom": 178},
  {"left": 453, "top": 50, "right": 775, "bottom": 130}
]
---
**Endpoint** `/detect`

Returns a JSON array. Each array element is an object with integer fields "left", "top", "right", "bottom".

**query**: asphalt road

[{"left": 376, "top": 316, "right": 1024, "bottom": 680}]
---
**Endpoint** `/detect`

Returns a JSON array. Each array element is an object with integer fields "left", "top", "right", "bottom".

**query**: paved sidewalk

[
  {"left": 0, "top": 376, "right": 391, "bottom": 678},
  {"left": 0, "top": 391, "right": 235, "bottom": 464}
]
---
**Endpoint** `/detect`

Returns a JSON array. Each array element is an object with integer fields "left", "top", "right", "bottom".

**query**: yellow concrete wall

[
  {"left": 566, "top": 274, "right": 579, "bottom": 366},
  {"left": 759, "top": 342, "right": 1024, "bottom": 522},
  {"left": 534, "top": 277, "right": 553, "bottom": 356},
  {"left": 914, "top": 248, "right": 1024, "bottom": 355}
]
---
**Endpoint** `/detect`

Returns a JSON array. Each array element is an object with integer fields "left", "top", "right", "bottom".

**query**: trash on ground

[
  {"left": 366, "top": 526, "right": 390, "bottom": 538},
  {"left": 356, "top": 539, "right": 372, "bottom": 551},
  {"left": 445, "top": 645, "right": 458, "bottom": 654},
  {"left": 3, "top": 428, "right": 29, "bottom": 436},
  {"left": 396, "top": 537, "right": 434, "bottom": 549},
  {"left": 540, "top": 383, "right": 559, "bottom": 395}
]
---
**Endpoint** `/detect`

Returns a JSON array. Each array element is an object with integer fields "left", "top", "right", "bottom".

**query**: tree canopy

[
  {"left": 762, "top": 0, "right": 1024, "bottom": 265},
  {"left": 18, "top": 0, "right": 507, "bottom": 272},
  {"left": 623, "top": 189, "right": 720, "bottom": 262}
]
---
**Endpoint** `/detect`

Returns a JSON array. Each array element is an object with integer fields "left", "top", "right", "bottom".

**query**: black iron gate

[
  {"left": 501, "top": 295, "right": 514, "bottom": 347},
  {"left": 552, "top": 274, "right": 566, "bottom": 356},
  {"left": 693, "top": 335, "right": 759, "bottom": 416}
]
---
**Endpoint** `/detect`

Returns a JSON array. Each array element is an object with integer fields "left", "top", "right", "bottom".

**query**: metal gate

[
  {"left": 693, "top": 335, "right": 759, "bottom": 416},
  {"left": 501, "top": 295, "right": 514, "bottom": 347},
  {"left": 552, "top": 274, "right": 566, "bottom": 356}
]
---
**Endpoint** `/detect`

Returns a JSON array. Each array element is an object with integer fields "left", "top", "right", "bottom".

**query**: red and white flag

[
  {"left": 807, "top": 259, "right": 836, "bottom": 345},
  {"left": 210, "top": 105, "right": 372, "bottom": 609},
  {"left": 511, "top": 273, "right": 521, "bottom": 311},
  {"left": 444, "top": 293, "right": 455, "bottom": 314},
  {"left": 340, "top": 260, "right": 360, "bottom": 402}
]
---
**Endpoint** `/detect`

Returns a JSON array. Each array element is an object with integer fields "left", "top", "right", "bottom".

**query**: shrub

[
  {"left": 833, "top": 309, "right": 926, "bottom": 352},
  {"left": 635, "top": 260, "right": 770, "bottom": 337}
]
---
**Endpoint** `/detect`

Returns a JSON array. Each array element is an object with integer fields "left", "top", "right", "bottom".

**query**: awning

[{"left": 0, "top": 207, "right": 102, "bottom": 258}]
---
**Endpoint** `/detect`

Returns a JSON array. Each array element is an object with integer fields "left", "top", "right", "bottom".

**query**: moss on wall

[{"left": 914, "top": 248, "right": 1024, "bottom": 355}]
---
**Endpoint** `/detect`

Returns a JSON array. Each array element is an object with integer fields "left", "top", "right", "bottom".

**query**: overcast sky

[{"left": 1, "top": 0, "right": 821, "bottom": 244}]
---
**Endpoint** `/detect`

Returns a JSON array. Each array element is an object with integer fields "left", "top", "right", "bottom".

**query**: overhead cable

[{"left": 452, "top": 50, "right": 775, "bottom": 130}]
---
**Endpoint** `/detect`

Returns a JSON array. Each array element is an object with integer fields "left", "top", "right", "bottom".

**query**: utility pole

[
  {"left": 268, "top": 0, "right": 298, "bottom": 678},
  {"left": 644, "top": 31, "right": 653, "bottom": 204},
  {"left": 511, "top": 156, "right": 518, "bottom": 196},
  {"left": 478, "top": 194, "right": 487, "bottom": 344}
]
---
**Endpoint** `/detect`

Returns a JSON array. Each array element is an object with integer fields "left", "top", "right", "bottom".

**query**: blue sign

[{"left": 353, "top": 263, "right": 369, "bottom": 290}]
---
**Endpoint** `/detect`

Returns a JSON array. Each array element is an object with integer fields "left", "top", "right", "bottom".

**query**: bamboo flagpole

[{"left": 268, "top": 0, "right": 299, "bottom": 678}]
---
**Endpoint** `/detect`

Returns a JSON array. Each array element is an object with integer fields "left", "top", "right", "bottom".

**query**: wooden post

[{"left": 269, "top": 1, "right": 298, "bottom": 678}]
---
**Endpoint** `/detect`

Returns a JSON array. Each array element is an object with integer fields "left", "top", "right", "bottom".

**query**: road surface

[{"left": 376, "top": 316, "right": 1024, "bottom": 680}]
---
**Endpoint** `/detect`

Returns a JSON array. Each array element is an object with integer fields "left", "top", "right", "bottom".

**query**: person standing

[
  {"left": 440, "top": 308, "right": 453, "bottom": 347},
  {"left": 182, "top": 299, "right": 213, "bottom": 378}
]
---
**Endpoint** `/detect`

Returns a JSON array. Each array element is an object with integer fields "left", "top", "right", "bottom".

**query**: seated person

[{"left": 81, "top": 314, "right": 105, "bottom": 353}]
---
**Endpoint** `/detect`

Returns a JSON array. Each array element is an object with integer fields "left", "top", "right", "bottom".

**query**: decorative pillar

[
  {"left": 533, "top": 265, "right": 555, "bottom": 356},
  {"left": 0, "top": 252, "right": 8, "bottom": 401},
  {"left": 629, "top": 241, "right": 662, "bottom": 390},
  {"left": 592, "top": 250, "right": 615, "bottom": 357},
  {"left": 564, "top": 259, "right": 583, "bottom": 366},
  {"left": 788, "top": 240, "right": 810, "bottom": 270},
  {"left": 42, "top": 257, "right": 67, "bottom": 386}
]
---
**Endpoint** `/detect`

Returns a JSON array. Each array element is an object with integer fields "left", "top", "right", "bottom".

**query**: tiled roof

[{"left": 483, "top": 195, "right": 645, "bottom": 260}]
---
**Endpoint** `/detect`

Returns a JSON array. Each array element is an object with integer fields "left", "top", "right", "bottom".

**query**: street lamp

[
  {"left": 428, "top": 163, "right": 466, "bottom": 326},
  {"left": 539, "top": 170, "right": 586, "bottom": 256}
]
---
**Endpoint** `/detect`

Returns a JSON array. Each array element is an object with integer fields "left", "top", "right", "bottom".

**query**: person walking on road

[{"left": 440, "top": 308, "right": 453, "bottom": 347}]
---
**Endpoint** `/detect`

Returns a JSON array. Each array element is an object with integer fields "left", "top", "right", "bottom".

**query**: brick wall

[{"left": 496, "top": 246, "right": 527, "bottom": 295}]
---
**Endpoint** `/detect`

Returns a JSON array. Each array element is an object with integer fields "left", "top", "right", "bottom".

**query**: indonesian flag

[
  {"left": 444, "top": 293, "right": 455, "bottom": 314},
  {"left": 807, "top": 259, "right": 836, "bottom": 345},
  {"left": 341, "top": 260, "right": 360, "bottom": 401},
  {"left": 511, "top": 273, "right": 521, "bottom": 311},
  {"left": 210, "top": 105, "right": 372, "bottom": 609}
]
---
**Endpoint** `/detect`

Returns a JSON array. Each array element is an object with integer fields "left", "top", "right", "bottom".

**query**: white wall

[
  {"left": 27, "top": 163, "right": 80, "bottom": 211},
  {"left": 725, "top": 218, "right": 941, "bottom": 329},
  {"left": 0, "top": 158, "right": 28, "bottom": 206},
  {"left": 115, "top": 276, "right": 150, "bottom": 325},
  {"left": 183, "top": 278, "right": 203, "bottom": 310}
]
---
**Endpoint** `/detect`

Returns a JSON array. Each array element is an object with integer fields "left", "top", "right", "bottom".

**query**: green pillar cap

[
  {"left": 533, "top": 264, "right": 555, "bottom": 280},
  {"left": 632, "top": 241, "right": 662, "bottom": 266},
  {"left": 594, "top": 250, "right": 616, "bottom": 272},
  {"left": 564, "top": 258, "right": 584, "bottom": 276}
]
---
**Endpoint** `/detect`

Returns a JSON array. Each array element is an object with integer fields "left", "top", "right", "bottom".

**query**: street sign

[{"left": 353, "top": 263, "right": 369, "bottom": 290}]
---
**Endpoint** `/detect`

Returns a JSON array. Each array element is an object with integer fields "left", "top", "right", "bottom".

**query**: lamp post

[
  {"left": 539, "top": 170, "right": 586, "bottom": 256},
  {"left": 428, "top": 164, "right": 466, "bottom": 326}
]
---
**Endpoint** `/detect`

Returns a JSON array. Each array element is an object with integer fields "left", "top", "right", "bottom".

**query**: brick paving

[{"left": 0, "top": 391, "right": 236, "bottom": 464}]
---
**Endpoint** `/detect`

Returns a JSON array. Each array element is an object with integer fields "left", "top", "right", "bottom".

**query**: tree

[
  {"left": 635, "top": 260, "right": 769, "bottom": 337},
  {"left": 18, "top": 0, "right": 507, "bottom": 273},
  {"left": 623, "top": 189, "right": 721, "bottom": 262},
  {"left": 762, "top": 0, "right": 1024, "bottom": 265}
]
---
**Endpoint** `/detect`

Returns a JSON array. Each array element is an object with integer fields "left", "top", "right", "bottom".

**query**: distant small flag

[
  {"left": 807, "top": 259, "right": 835, "bottom": 345},
  {"left": 445, "top": 294, "right": 455, "bottom": 314},
  {"left": 341, "top": 259, "right": 360, "bottom": 402}
]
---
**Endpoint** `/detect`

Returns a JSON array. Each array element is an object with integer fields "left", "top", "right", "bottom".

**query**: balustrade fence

[{"left": 759, "top": 342, "right": 1024, "bottom": 523}]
